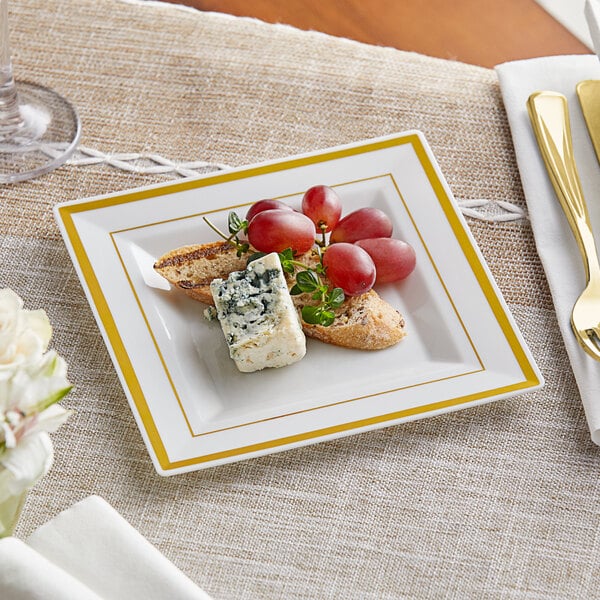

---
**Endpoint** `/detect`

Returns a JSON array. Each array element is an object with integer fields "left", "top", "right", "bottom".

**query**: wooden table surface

[{"left": 165, "top": 0, "right": 589, "bottom": 68}]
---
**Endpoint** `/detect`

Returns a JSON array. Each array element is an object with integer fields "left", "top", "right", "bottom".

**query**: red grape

[
  {"left": 355, "top": 238, "right": 416, "bottom": 283},
  {"left": 246, "top": 199, "right": 293, "bottom": 222},
  {"left": 247, "top": 209, "right": 315, "bottom": 254},
  {"left": 301, "top": 185, "right": 342, "bottom": 233},
  {"left": 329, "top": 207, "right": 393, "bottom": 244},
  {"left": 323, "top": 243, "right": 376, "bottom": 296}
]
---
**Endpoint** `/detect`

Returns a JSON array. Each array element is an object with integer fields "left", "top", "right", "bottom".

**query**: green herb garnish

[
  {"left": 203, "top": 212, "right": 249, "bottom": 257},
  {"left": 289, "top": 267, "right": 344, "bottom": 326},
  {"left": 207, "top": 211, "right": 345, "bottom": 326}
]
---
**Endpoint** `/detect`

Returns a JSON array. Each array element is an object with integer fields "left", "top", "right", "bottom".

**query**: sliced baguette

[
  {"left": 154, "top": 241, "right": 406, "bottom": 350},
  {"left": 291, "top": 288, "right": 405, "bottom": 350},
  {"left": 153, "top": 241, "right": 247, "bottom": 305}
]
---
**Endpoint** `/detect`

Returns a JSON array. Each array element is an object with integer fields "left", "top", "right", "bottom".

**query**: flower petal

[
  {"left": 29, "top": 404, "right": 72, "bottom": 435},
  {"left": 23, "top": 309, "right": 52, "bottom": 352},
  {"left": 0, "top": 432, "right": 53, "bottom": 498},
  {"left": 0, "top": 290, "right": 52, "bottom": 370}
]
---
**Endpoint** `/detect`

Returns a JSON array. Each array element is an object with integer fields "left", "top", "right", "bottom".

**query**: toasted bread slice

[
  {"left": 154, "top": 241, "right": 406, "bottom": 350},
  {"left": 153, "top": 241, "right": 247, "bottom": 305},
  {"left": 292, "top": 288, "right": 405, "bottom": 350}
]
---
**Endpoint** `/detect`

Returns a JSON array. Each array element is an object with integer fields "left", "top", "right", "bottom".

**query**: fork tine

[{"left": 574, "top": 327, "right": 600, "bottom": 361}]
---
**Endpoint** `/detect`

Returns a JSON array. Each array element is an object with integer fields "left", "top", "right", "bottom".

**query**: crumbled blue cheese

[
  {"left": 203, "top": 306, "right": 217, "bottom": 321},
  {"left": 210, "top": 253, "right": 306, "bottom": 372}
]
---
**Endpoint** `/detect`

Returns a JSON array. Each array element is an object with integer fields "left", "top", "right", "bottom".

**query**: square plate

[{"left": 55, "top": 132, "right": 543, "bottom": 475}]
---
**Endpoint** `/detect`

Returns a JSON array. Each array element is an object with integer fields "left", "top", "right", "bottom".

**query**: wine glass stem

[{"left": 0, "top": 0, "right": 24, "bottom": 137}]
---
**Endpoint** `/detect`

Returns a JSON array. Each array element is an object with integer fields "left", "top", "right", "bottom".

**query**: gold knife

[{"left": 577, "top": 80, "right": 600, "bottom": 163}]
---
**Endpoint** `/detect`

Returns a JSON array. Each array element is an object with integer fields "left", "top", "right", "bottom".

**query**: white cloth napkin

[
  {"left": 586, "top": 0, "right": 600, "bottom": 55},
  {"left": 0, "top": 495, "right": 212, "bottom": 599},
  {"left": 0, "top": 537, "right": 102, "bottom": 599},
  {"left": 495, "top": 43, "right": 600, "bottom": 442}
]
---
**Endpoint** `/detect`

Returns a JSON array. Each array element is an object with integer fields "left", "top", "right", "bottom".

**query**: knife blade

[
  {"left": 577, "top": 80, "right": 600, "bottom": 164},
  {"left": 579, "top": 0, "right": 600, "bottom": 162}
]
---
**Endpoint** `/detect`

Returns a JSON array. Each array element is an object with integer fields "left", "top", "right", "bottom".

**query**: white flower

[
  {"left": 0, "top": 289, "right": 52, "bottom": 373},
  {"left": 0, "top": 350, "right": 72, "bottom": 448},
  {"left": 0, "top": 289, "right": 72, "bottom": 525},
  {"left": 0, "top": 431, "right": 53, "bottom": 503}
]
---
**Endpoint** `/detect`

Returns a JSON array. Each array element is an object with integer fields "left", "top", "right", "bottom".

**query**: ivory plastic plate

[{"left": 54, "top": 132, "right": 543, "bottom": 475}]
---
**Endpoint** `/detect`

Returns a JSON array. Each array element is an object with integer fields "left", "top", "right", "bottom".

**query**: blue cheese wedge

[{"left": 210, "top": 253, "right": 306, "bottom": 372}]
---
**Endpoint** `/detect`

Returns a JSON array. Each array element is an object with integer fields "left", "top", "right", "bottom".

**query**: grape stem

[{"left": 315, "top": 223, "right": 328, "bottom": 247}]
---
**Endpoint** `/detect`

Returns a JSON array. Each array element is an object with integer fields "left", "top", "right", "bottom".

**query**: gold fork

[{"left": 528, "top": 91, "right": 600, "bottom": 361}]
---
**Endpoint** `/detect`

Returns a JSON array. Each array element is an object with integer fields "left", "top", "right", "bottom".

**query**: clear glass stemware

[{"left": 0, "top": 0, "right": 80, "bottom": 183}]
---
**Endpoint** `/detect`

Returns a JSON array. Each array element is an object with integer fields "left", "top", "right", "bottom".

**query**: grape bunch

[
  {"left": 204, "top": 185, "right": 416, "bottom": 325},
  {"left": 245, "top": 185, "right": 416, "bottom": 295}
]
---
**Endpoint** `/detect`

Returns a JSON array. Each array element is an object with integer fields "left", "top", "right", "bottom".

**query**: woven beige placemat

[{"left": 3, "top": 1, "right": 598, "bottom": 598}]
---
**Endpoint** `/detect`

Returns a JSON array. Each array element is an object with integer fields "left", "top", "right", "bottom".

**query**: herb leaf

[
  {"left": 301, "top": 305, "right": 322, "bottom": 325},
  {"left": 277, "top": 248, "right": 296, "bottom": 274},
  {"left": 236, "top": 243, "right": 250, "bottom": 257},
  {"left": 247, "top": 251, "right": 267, "bottom": 265},
  {"left": 327, "top": 287, "right": 345, "bottom": 308},
  {"left": 279, "top": 248, "right": 295, "bottom": 261},
  {"left": 228, "top": 212, "right": 248, "bottom": 235},
  {"left": 319, "top": 310, "right": 336, "bottom": 327},
  {"left": 295, "top": 270, "right": 320, "bottom": 293}
]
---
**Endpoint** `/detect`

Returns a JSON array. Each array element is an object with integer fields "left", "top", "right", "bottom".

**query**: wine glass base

[{"left": 0, "top": 81, "right": 81, "bottom": 184}]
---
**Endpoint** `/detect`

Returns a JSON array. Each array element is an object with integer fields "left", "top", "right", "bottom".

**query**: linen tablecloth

[{"left": 4, "top": 0, "right": 599, "bottom": 598}]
